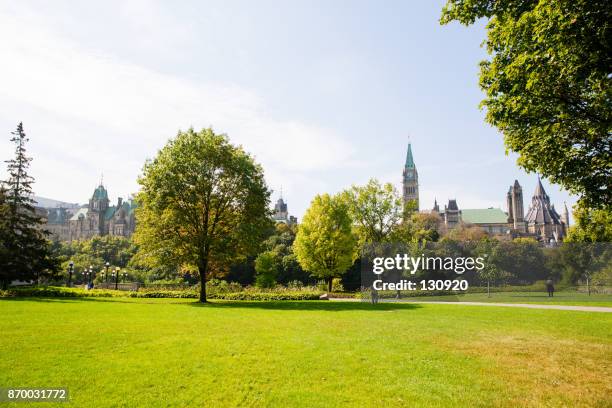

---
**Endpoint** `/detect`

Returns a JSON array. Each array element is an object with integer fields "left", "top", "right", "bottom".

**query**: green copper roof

[
  {"left": 93, "top": 185, "right": 108, "bottom": 200},
  {"left": 104, "top": 206, "right": 115, "bottom": 220},
  {"left": 104, "top": 200, "right": 137, "bottom": 220},
  {"left": 405, "top": 143, "right": 415, "bottom": 168},
  {"left": 462, "top": 208, "right": 508, "bottom": 224}
]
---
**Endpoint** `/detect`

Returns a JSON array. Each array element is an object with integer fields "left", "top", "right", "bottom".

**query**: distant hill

[{"left": 33, "top": 196, "right": 81, "bottom": 209}]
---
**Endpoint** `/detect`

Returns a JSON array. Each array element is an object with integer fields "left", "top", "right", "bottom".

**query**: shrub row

[
  {"left": 0, "top": 287, "right": 121, "bottom": 298},
  {"left": 209, "top": 291, "right": 322, "bottom": 301},
  {"left": 0, "top": 286, "right": 324, "bottom": 301},
  {"left": 129, "top": 290, "right": 198, "bottom": 298}
]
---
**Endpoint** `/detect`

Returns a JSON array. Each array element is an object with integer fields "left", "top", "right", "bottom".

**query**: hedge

[{"left": 0, "top": 286, "right": 324, "bottom": 301}]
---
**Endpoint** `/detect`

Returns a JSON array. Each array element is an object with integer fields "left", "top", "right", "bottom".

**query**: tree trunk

[
  {"left": 327, "top": 277, "right": 332, "bottom": 293},
  {"left": 199, "top": 258, "right": 208, "bottom": 303},
  {"left": 487, "top": 280, "right": 491, "bottom": 298},
  {"left": 587, "top": 276, "right": 590, "bottom": 296}
]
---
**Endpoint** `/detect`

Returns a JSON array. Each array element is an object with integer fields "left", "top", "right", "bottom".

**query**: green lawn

[
  {"left": 399, "top": 291, "right": 612, "bottom": 307},
  {"left": 0, "top": 298, "right": 611, "bottom": 407}
]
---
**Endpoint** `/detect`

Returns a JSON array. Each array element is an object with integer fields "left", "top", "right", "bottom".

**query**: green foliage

[
  {"left": 494, "top": 238, "right": 547, "bottom": 283},
  {"left": 0, "top": 188, "right": 11, "bottom": 280},
  {"left": 52, "top": 236, "right": 142, "bottom": 284},
  {"left": 211, "top": 291, "right": 322, "bottom": 301},
  {"left": 474, "top": 238, "right": 509, "bottom": 295},
  {"left": 254, "top": 251, "right": 278, "bottom": 288},
  {"left": 0, "top": 286, "right": 123, "bottom": 298},
  {"left": 0, "top": 285, "right": 324, "bottom": 301},
  {"left": 134, "top": 128, "right": 272, "bottom": 302},
  {"left": 392, "top": 212, "right": 441, "bottom": 244},
  {"left": 565, "top": 201, "right": 612, "bottom": 242},
  {"left": 0, "top": 123, "right": 59, "bottom": 287},
  {"left": 342, "top": 178, "right": 404, "bottom": 246},
  {"left": 293, "top": 193, "right": 357, "bottom": 292},
  {"left": 251, "top": 223, "right": 312, "bottom": 286},
  {"left": 555, "top": 243, "right": 612, "bottom": 285},
  {"left": 441, "top": 0, "right": 611, "bottom": 214}
]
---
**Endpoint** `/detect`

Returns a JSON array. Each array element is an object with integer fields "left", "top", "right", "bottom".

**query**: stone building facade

[
  {"left": 272, "top": 195, "right": 297, "bottom": 225},
  {"left": 44, "top": 184, "right": 136, "bottom": 241},
  {"left": 403, "top": 142, "right": 569, "bottom": 242}
]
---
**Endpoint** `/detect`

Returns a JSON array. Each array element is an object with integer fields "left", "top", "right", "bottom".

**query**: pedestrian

[
  {"left": 371, "top": 287, "right": 379, "bottom": 305},
  {"left": 545, "top": 279, "right": 554, "bottom": 297}
]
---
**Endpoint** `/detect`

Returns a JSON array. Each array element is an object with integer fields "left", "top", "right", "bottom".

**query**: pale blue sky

[{"left": 0, "top": 0, "right": 576, "bottom": 219}]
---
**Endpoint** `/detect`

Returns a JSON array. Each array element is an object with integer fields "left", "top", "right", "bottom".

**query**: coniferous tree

[
  {"left": 0, "top": 186, "right": 11, "bottom": 287},
  {"left": 0, "top": 123, "right": 58, "bottom": 288}
]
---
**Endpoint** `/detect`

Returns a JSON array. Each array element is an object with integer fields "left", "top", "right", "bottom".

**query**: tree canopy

[
  {"left": 441, "top": 0, "right": 611, "bottom": 211},
  {"left": 293, "top": 193, "right": 357, "bottom": 292},
  {"left": 342, "top": 178, "right": 404, "bottom": 247},
  {"left": 134, "top": 128, "right": 272, "bottom": 302}
]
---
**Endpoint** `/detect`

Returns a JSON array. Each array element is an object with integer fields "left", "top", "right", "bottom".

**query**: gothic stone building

[
  {"left": 522, "top": 178, "right": 569, "bottom": 243},
  {"left": 44, "top": 184, "right": 136, "bottom": 241},
  {"left": 403, "top": 142, "right": 569, "bottom": 243},
  {"left": 272, "top": 195, "right": 297, "bottom": 225}
]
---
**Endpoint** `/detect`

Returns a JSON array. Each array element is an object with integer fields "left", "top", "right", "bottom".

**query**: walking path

[{"left": 330, "top": 298, "right": 612, "bottom": 313}]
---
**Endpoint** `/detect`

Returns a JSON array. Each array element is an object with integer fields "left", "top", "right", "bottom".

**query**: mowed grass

[
  {"left": 0, "top": 298, "right": 611, "bottom": 407},
  {"left": 402, "top": 291, "right": 612, "bottom": 307}
]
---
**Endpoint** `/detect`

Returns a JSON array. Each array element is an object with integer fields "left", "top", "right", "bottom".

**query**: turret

[{"left": 562, "top": 202, "right": 570, "bottom": 228}]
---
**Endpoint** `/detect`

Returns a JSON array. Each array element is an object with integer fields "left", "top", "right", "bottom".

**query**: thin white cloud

[{"left": 0, "top": 3, "right": 354, "bottom": 209}]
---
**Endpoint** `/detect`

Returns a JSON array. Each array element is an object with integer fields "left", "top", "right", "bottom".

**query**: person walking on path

[{"left": 546, "top": 279, "right": 555, "bottom": 297}]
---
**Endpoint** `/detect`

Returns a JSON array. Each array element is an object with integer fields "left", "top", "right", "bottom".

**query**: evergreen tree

[
  {"left": 0, "top": 123, "right": 58, "bottom": 288},
  {"left": 0, "top": 186, "right": 11, "bottom": 286}
]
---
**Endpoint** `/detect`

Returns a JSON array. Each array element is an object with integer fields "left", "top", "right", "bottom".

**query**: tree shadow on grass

[
  {"left": 0, "top": 297, "right": 422, "bottom": 311},
  {"left": 186, "top": 300, "right": 422, "bottom": 312},
  {"left": 0, "top": 296, "right": 133, "bottom": 304}
]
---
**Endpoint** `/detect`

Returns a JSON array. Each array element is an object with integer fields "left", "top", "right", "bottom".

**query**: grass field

[
  {"left": 398, "top": 291, "right": 612, "bottom": 307},
  {"left": 1, "top": 298, "right": 611, "bottom": 407}
]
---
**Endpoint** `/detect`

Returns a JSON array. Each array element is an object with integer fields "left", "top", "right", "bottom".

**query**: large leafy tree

[
  {"left": 294, "top": 193, "right": 357, "bottom": 292},
  {"left": 134, "top": 128, "right": 271, "bottom": 302},
  {"left": 565, "top": 201, "right": 612, "bottom": 242},
  {"left": 342, "top": 178, "right": 404, "bottom": 246},
  {"left": 0, "top": 123, "right": 58, "bottom": 288},
  {"left": 440, "top": 1, "right": 611, "bottom": 212}
]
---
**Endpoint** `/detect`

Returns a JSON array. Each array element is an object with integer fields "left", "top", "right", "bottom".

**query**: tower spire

[{"left": 405, "top": 141, "right": 415, "bottom": 168}]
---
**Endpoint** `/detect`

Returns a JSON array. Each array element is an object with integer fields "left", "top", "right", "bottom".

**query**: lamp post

[
  {"left": 67, "top": 261, "right": 74, "bottom": 287},
  {"left": 105, "top": 262, "right": 110, "bottom": 283},
  {"left": 121, "top": 271, "right": 128, "bottom": 283},
  {"left": 113, "top": 267, "right": 121, "bottom": 290},
  {"left": 89, "top": 265, "right": 93, "bottom": 288}
]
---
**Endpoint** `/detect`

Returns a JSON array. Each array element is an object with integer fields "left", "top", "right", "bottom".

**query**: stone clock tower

[{"left": 402, "top": 142, "right": 419, "bottom": 210}]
